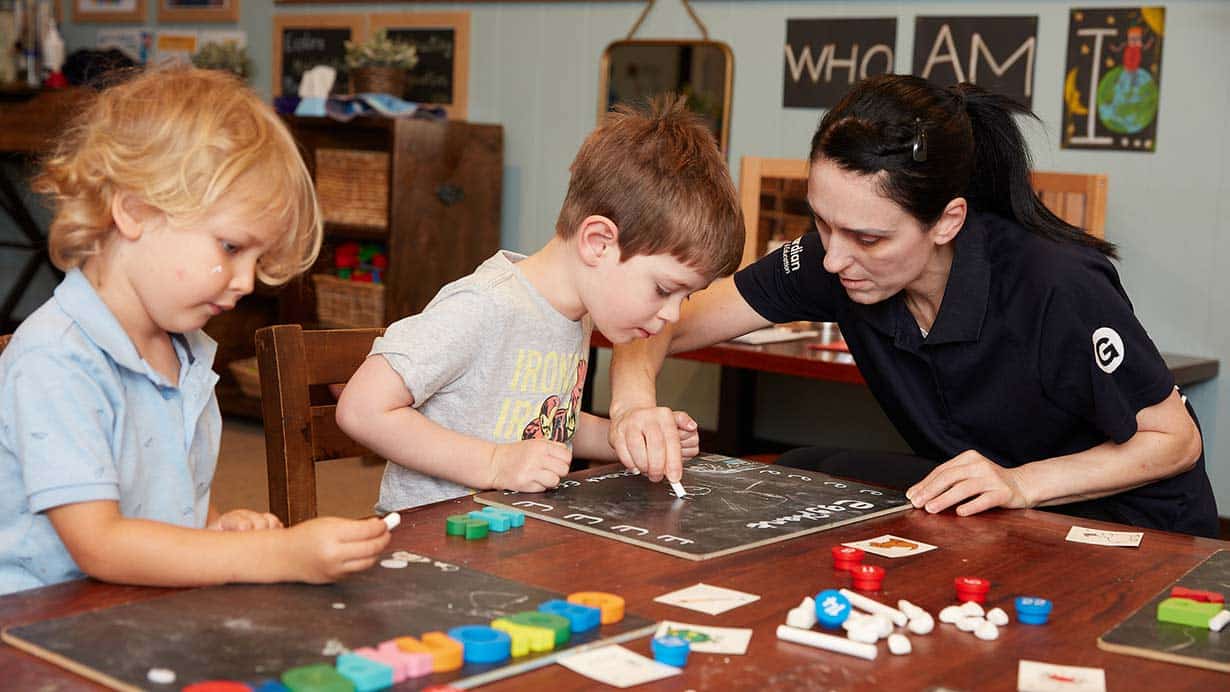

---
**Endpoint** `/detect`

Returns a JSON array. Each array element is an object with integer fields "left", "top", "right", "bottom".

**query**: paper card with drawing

[
  {"left": 557, "top": 645, "right": 681, "bottom": 688},
  {"left": 1064, "top": 525, "right": 1143, "bottom": 548},
  {"left": 654, "top": 621, "right": 753, "bottom": 655},
  {"left": 1017, "top": 660, "right": 1106, "bottom": 692},
  {"left": 653, "top": 583, "right": 760, "bottom": 615},
  {"left": 842, "top": 534, "right": 938, "bottom": 558}
]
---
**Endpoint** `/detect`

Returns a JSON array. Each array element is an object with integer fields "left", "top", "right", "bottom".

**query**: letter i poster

[
  {"left": 1062, "top": 7, "right": 1165, "bottom": 152},
  {"left": 474, "top": 454, "right": 911, "bottom": 560}
]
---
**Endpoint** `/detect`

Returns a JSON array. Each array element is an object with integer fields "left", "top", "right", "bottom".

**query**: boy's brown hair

[{"left": 556, "top": 95, "right": 744, "bottom": 280}]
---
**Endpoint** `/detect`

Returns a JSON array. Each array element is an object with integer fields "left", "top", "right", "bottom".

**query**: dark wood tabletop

[{"left": 1, "top": 490, "right": 1226, "bottom": 691}]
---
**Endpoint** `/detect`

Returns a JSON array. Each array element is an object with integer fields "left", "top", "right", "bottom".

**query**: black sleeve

[
  {"left": 1039, "top": 253, "right": 1174, "bottom": 444},
  {"left": 732, "top": 231, "right": 847, "bottom": 324}
]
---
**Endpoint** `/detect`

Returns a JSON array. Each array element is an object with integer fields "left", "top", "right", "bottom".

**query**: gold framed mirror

[{"left": 598, "top": 39, "right": 733, "bottom": 154}]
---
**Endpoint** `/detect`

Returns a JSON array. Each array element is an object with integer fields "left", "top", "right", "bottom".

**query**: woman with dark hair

[{"left": 607, "top": 74, "right": 1217, "bottom": 537}]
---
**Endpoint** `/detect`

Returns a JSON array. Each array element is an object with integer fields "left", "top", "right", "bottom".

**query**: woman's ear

[
  {"left": 110, "top": 192, "right": 153, "bottom": 241},
  {"left": 931, "top": 197, "right": 968, "bottom": 246},
  {"left": 576, "top": 215, "right": 620, "bottom": 267}
]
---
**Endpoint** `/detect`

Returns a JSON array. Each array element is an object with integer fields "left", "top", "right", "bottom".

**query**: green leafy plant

[
  {"left": 191, "top": 42, "right": 252, "bottom": 80},
  {"left": 345, "top": 30, "right": 419, "bottom": 71}
]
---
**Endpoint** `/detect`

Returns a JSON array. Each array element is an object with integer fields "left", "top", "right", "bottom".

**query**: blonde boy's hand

[
  {"left": 490, "top": 439, "right": 572, "bottom": 492},
  {"left": 610, "top": 405, "right": 692, "bottom": 483},
  {"left": 208, "top": 509, "right": 283, "bottom": 532},
  {"left": 285, "top": 516, "right": 391, "bottom": 584},
  {"left": 677, "top": 411, "right": 700, "bottom": 460}
]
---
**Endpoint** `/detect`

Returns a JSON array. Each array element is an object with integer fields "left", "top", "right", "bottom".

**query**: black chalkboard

[
  {"left": 279, "top": 26, "right": 354, "bottom": 98},
  {"left": 1, "top": 552, "right": 656, "bottom": 691},
  {"left": 386, "top": 28, "right": 455, "bottom": 105},
  {"left": 1098, "top": 549, "right": 1230, "bottom": 672},
  {"left": 475, "top": 455, "right": 911, "bottom": 561}
]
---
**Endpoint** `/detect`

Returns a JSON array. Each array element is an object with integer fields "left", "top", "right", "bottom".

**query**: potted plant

[{"left": 345, "top": 29, "right": 418, "bottom": 96}]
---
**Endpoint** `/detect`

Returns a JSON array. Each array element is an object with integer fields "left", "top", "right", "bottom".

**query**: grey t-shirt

[{"left": 369, "top": 250, "right": 592, "bottom": 511}]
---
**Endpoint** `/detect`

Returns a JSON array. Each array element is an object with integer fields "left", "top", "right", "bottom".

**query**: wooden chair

[
  {"left": 1029, "top": 171, "right": 1108, "bottom": 239},
  {"left": 255, "top": 324, "right": 384, "bottom": 526}
]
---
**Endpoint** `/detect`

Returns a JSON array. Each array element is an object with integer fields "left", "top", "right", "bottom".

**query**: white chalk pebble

[
  {"left": 975, "top": 620, "right": 1000, "bottom": 641},
  {"left": 382, "top": 512, "right": 401, "bottom": 530},
  {"left": 842, "top": 613, "right": 870, "bottom": 631},
  {"left": 959, "top": 601, "right": 985, "bottom": 618},
  {"left": 907, "top": 614, "right": 935, "bottom": 635},
  {"left": 939, "top": 605, "right": 964, "bottom": 624},
  {"left": 1210, "top": 609, "right": 1230, "bottom": 632},
  {"left": 147, "top": 668, "right": 176, "bottom": 685},
  {"left": 786, "top": 606, "right": 817, "bottom": 629},
  {"left": 847, "top": 621, "right": 879, "bottom": 644},
  {"left": 956, "top": 616, "right": 984, "bottom": 633},
  {"left": 887, "top": 633, "right": 912, "bottom": 655},
  {"left": 897, "top": 599, "right": 927, "bottom": 621},
  {"left": 986, "top": 607, "right": 1009, "bottom": 626},
  {"left": 379, "top": 558, "right": 409, "bottom": 569},
  {"left": 799, "top": 596, "right": 816, "bottom": 611},
  {"left": 332, "top": 602, "right": 346, "bottom": 610},
  {"left": 871, "top": 614, "right": 893, "bottom": 639}
]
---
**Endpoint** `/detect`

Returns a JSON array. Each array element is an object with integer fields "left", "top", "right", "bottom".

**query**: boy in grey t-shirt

[{"left": 337, "top": 96, "right": 746, "bottom": 511}]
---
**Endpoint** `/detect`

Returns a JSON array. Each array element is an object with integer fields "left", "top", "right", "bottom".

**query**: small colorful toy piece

[
  {"left": 539, "top": 599, "right": 602, "bottom": 633},
  {"left": 651, "top": 635, "right": 691, "bottom": 666},
  {"left": 478, "top": 505, "right": 525, "bottom": 528},
  {"left": 850, "top": 564, "right": 885, "bottom": 591},
  {"left": 182, "top": 682, "right": 253, "bottom": 692},
  {"left": 336, "top": 652, "right": 394, "bottom": 692},
  {"left": 1170, "top": 586, "right": 1225, "bottom": 603},
  {"left": 445, "top": 514, "right": 489, "bottom": 540},
  {"left": 832, "top": 545, "right": 865, "bottom": 571},
  {"left": 469, "top": 509, "right": 511, "bottom": 532},
  {"left": 1156, "top": 597, "right": 1223, "bottom": 628},
  {"left": 954, "top": 576, "right": 991, "bottom": 603},
  {"left": 507, "top": 611, "right": 571, "bottom": 647},
  {"left": 447, "top": 625, "right": 512, "bottom": 664},
  {"left": 1014, "top": 596, "right": 1053, "bottom": 625},
  {"left": 417, "top": 632, "right": 464, "bottom": 672},
  {"left": 814, "top": 589, "right": 852, "bottom": 628},
  {"left": 281, "top": 662, "right": 353, "bottom": 692},
  {"left": 567, "top": 591, "right": 625, "bottom": 624},
  {"left": 252, "top": 681, "right": 291, "bottom": 692}
]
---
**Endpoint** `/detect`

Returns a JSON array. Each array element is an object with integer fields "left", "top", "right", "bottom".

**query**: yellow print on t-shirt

[{"left": 491, "top": 350, "right": 587, "bottom": 442}]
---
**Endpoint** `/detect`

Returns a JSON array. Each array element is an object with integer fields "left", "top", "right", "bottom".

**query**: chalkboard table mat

[
  {"left": 2, "top": 552, "right": 657, "bottom": 691},
  {"left": 1097, "top": 549, "right": 1229, "bottom": 672},
  {"left": 475, "top": 454, "right": 912, "bottom": 561}
]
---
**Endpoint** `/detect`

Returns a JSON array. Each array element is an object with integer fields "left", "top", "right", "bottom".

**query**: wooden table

[
  {"left": 1, "top": 491, "right": 1226, "bottom": 690},
  {"left": 588, "top": 326, "right": 1221, "bottom": 455}
]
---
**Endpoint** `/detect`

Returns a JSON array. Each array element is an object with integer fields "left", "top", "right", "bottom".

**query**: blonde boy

[{"left": 337, "top": 97, "right": 745, "bottom": 512}]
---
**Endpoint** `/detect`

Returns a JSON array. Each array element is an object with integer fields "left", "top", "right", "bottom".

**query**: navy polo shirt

[{"left": 735, "top": 212, "right": 1217, "bottom": 537}]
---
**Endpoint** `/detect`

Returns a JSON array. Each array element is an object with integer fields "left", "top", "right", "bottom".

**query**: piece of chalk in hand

[
  {"left": 670, "top": 480, "right": 687, "bottom": 497},
  {"left": 383, "top": 512, "right": 401, "bottom": 530}
]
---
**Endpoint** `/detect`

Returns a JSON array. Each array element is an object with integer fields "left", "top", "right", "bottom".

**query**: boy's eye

[
  {"left": 220, "top": 240, "right": 241, "bottom": 255},
  {"left": 655, "top": 285, "right": 671, "bottom": 298}
]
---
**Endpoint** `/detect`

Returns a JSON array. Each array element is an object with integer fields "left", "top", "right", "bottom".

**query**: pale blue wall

[{"left": 24, "top": 1, "right": 1230, "bottom": 512}]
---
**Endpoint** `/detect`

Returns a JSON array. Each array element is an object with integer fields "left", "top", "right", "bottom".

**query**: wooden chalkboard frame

[
  {"left": 369, "top": 11, "right": 469, "bottom": 119},
  {"left": 272, "top": 13, "right": 367, "bottom": 98}
]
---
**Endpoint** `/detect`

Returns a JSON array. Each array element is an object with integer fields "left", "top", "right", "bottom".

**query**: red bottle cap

[
  {"left": 954, "top": 576, "right": 991, "bottom": 603},
  {"left": 850, "top": 564, "right": 885, "bottom": 591},
  {"left": 831, "top": 545, "right": 865, "bottom": 571}
]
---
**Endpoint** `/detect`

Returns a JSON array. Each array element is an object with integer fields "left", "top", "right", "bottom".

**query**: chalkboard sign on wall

[
  {"left": 371, "top": 12, "right": 469, "bottom": 118},
  {"left": 272, "top": 14, "right": 366, "bottom": 97}
]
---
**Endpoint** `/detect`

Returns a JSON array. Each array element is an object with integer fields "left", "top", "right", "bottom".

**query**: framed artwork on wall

[
  {"left": 368, "top": 12, "right": 469, "bottom": 119},
  {"left": 272, "top": 14, "right": 366, "bottom": 98},
  {"left": 72, "top": 0, "right": 147, "bottom": 23},
  {"left": 158, "top": 0, "right": 238, "bottom": 24}
]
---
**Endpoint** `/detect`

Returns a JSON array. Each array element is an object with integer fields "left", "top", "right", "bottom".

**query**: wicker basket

[
  {"left": 227, "top": 356, "right": 262, "bottom": 399},
  {"left": 314, "top": 148, "right": 389, "bottom": 230},
  {"left": 313, "top": 274, "right": 385, "bottom": 328},
  {"left": 351, "top": 65, "right": 407, "bottom": 97}
]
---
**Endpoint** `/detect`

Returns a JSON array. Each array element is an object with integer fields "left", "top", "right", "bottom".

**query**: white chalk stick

[
  {"left": 670, "top": 480, "right": 687, "bottom": 497},
  {"left": 839, "top": 588, "right": 908, "bottom": 627},
  {"left": 897, "top": 599, "right": 927, "bottom": 621},
  {"left": 382, "top": 512, "right": 401, "bottom": 530},
  {"left": 887, "top": 633, "right": 912, "bottom": 655},
  {"left": 777, "top": 625, "right": 877, "bottom": 660},
  {"left": 1210, "top": 609, "right": 1230, "bottom": 632}
]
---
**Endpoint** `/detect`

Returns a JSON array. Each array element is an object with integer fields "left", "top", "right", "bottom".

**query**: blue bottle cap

[
  {"left": 447, "top": 624, "right": 512, "bottom": 663},
  {"left": 814, "top": 588, "right": 852, "bottom": 628},
  {"left": 651, "top": 635, "right": 691, "bottom": 667},
  {"left": 1014, "top": 596, "right": 1053, "bottom": 625}
]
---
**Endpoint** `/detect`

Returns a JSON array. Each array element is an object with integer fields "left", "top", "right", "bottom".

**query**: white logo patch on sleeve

[
  {"left": 1092, "top": 327, "right": 1125, "bottom": 374},
  {"left": 782, "top": 237, "right": 803, "bottom": 274}
]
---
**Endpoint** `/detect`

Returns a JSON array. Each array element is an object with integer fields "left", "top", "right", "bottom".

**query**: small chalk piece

[
  {"left": 841, "top": 613, "right": 869, "bottom": 632},
  {"left": 380, "top": 559, "right": 409, "bottom": 569},
  {"left": 799, "top": 596, "right": 816, "bottom": 612},
  {"left": 870, "top": 614, "right": 893, "bottom": 639},
  {"left": 986, "top": 607, "right": 1009, "bottom": 626},
  {"left": 777, "top": 624, "right": 877, "bottom": 660},
  {"left": 907, "top": 614, "right": 934, "bottom": 635},
  {"left": 959, "top": 601, "right": 985, "bottom": 618},
  {"left": 887, "top": 633, "right": 912, "bottom": 655},
  {"left": 383, "top": 512, "right": 401, "bottom": 530},
  {"left": 838, "top": 588, "right": 907, "bottom": 627},
  {"left": 974, "top": 620, "right": 999, "bottom": 641},
  {"left": 956, "top": 616, "right": 984, "bottom": 633},
  {"left": 939, "top": 605, "right": 964, "bottom": 624},
  {"left": 1209, "top": 609, "right": 1230, "bottom": 632},
  {"left": 332, "top": 602, "right": 346, "bottom": 610},
  {"left": 670, "top": 480, "right": 687, "bottom": 497},
  {"left": 846, "top": 622, "right": 878, "bottom": 644},
  {"left": 897, "top": 599, "right": 927, "bottom": 621},
  {"left": 786, "top": 606, "right": 817, "bottom": 629},
  {"left": 147, "top": 668, "right": 176, "bottom": 685}
]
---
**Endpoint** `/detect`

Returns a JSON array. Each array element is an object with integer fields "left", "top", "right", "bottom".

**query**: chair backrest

[
  {"left": 737, "top": 156, "right": 1110, "bottom": 264},
  {"left": 0, "top": 334, "right": 10, "bottom": 355},
  {"left": 1029, "top": 171, "right": 1108, "bottom": 239},
  {"left": 255, "top": 324, "right": 384, "bottom": 526}
]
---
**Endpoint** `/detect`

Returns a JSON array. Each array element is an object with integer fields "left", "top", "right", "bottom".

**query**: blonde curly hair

[{"left": 34, "top": 67, "right": 321, "bottom": 285}]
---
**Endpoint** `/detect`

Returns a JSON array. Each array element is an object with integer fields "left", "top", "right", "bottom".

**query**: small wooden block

[
  {"left": 335, "top": 653, "right": 393, "bottom": 692},
  {"left": 418, "top": 632, "right": 464, "bottom": 672},
  {"left": 506, "top": 611, "right": 571, "bottom": 646},
  {"left": 280, "top": 663, "right": 354, "bottom": 692},
  {"left": 469, "top": 510, "right": 511, "bottom": 532},
  {"left": 567, "top": 591, "right": 625, "bottom": 624},
  {"left": 1157, "top": 597, "right": 1223, "bottom": 628}
]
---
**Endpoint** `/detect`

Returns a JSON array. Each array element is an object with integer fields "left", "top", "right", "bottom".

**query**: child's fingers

[
  {"left": 263, "top": 513, "right": 284, "bottom": 530},
  {"left": 338, "top": 530, "right": 392, "bottom": 562},
  {"left": 529, "top": 467, "right": 562, "bottom": 489},
  {"left": 673, "top": 410, "right": 698, "bottom": 432},
  {"left": 336, "top": 517, "right": 391, "bottom": 542}
]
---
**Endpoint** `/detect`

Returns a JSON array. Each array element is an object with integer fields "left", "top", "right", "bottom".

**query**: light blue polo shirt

[{"left": 0, "top": 269, "right": 221, "bottom": 595}]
